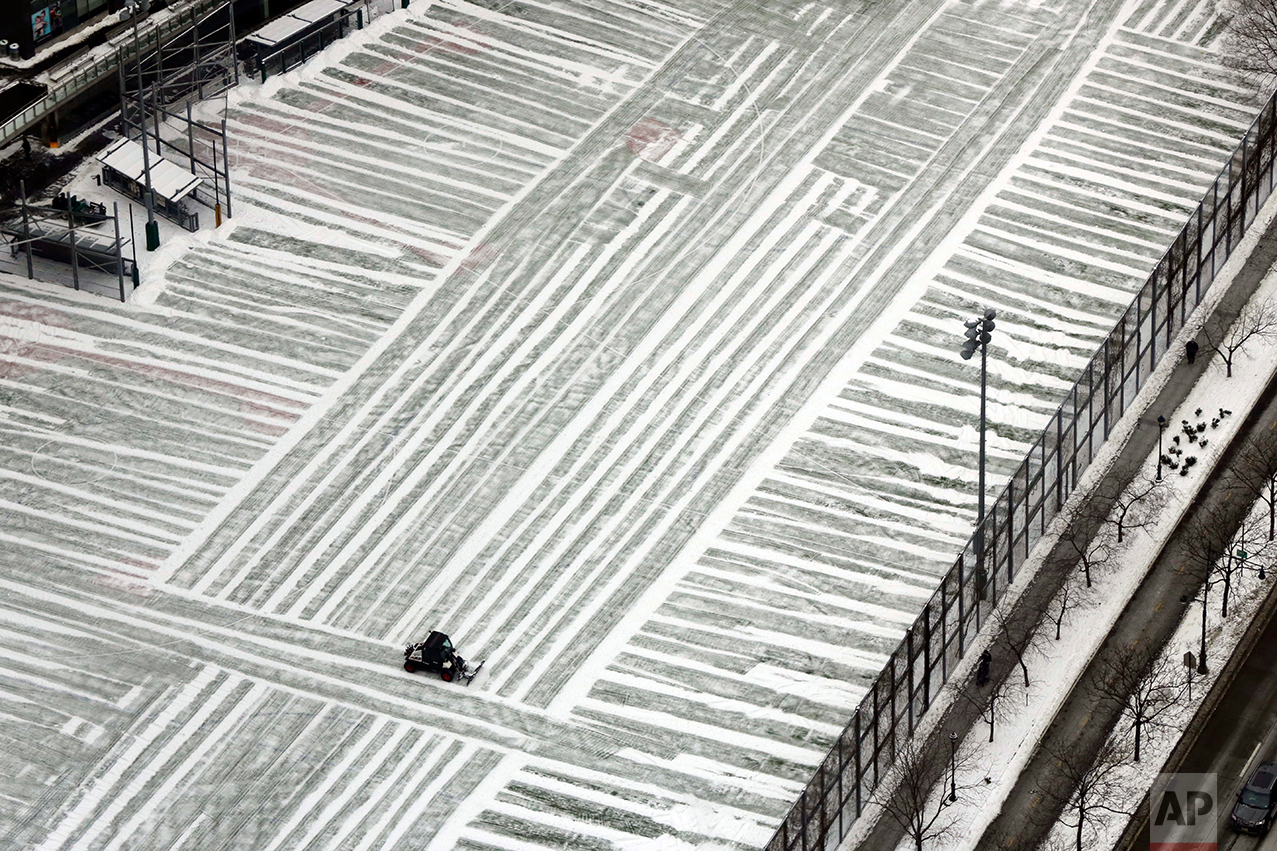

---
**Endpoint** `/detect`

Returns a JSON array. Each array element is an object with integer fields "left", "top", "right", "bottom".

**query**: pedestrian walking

[
  {"left": 22, "top": 136, "right": 31, "bottom": 160},
  {"left": 1186, "top": 339, "right": 1198, "bottom": 364},
  {"left": 976, "top": 650, "right": 991, "bottom": 686}
]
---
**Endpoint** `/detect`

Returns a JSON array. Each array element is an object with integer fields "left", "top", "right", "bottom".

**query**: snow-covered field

[{"left": 0, "top": 0, "right": 1264, "bottom": 848}]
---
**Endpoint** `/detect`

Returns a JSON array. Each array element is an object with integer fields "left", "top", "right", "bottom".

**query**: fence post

[
  {"left": 837, "top": 740, "right": 845, "bottom": 840},
  {"left": 1150, "top": 277, "right": 1157, "bottom": 367},
  {"left": 1006, "top": 480, "right": 1014, "bottom": 584},
  {"left": 800, "top": 789, "right": 808, "bottom": 851},
  {"left": 1119, "top": 313, "right": 1127, "bottom": 414},
  {"left": 988, "top": 500, "right": 999, "bottom": 604},
  {"left": 957, "top": 555, "right": 965, "bottom": 657},
  {"left": 887, "top": 654, "right": 897, "bottom": 762},
  {"left": 907, "top": 629, "right": 915, "bottom": 733},
  {"left": 1055, "top": 412, "right": 1063, "bottom": 510},
  {"left": 854, "top": 710, "right": 862, "bottom": 818},
  {"left": 1103, "top": 337, "right": 1110, "bottom": 439},
  {"left": 1071, "top": 385, "right": 1079, "bottom": 489},
  {"left": 940, "top": 581, "right": 949, "bottom": 681},
  {"left": 1228, "top": 158, "right": 1236, "bottom": 254},
  {"left": 818, "top": 757, "right": 828, "bottom": 845},
  {"left": 1242, "top": 135, "right": 1250, "bottom": 235},
  {"left": 871, "top": 680, "right": 880, "bottom": 788},
  {"left": 1135, "top": 288, "right": 1143, "bottom": 390},
  {"left": 923, "top": 605, "right": 932, "bottom": 708},
  {"left": 1196, "top": 203, "right": 1203, "bottom": 304},
  {"left": 1179, "top": 230, "right": 1187, "bottom": 324}
]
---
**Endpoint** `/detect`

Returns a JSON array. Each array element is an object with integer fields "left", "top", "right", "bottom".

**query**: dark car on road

[{"left": 1232, "top": 760, "right": 1277, "bottom": 835}]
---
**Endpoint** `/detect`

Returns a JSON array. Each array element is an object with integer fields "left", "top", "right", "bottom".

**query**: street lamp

[
  {"left": 122, "top": 0, "right": 160, "bottom": 251},
  {"left": 960, "top": 308, "right": 997, "bottom": 597},
  {"left": 948, "top": 731, "right": 958, "bottom": 802},
  {"left": 1156, "top": 415, "right": 1166, "bottom": 481},
  {"left": 1180, "top": 588, "right": 1209, "bottom": 674}
]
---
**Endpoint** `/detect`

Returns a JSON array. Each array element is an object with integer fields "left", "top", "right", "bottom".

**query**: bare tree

[
  {"left": 1202, "top": 299, "right": 1277, "bottom": 378},
  {"left": 1050, "top": 577, "right": 1076, "bottom": 641},
  {"left": 1183, "top": 502, "right": 1266, "bottom": 619},
  {"left": 1224, "top": 0, "right": 1277, "bottom": 80},
  {"left": 1037, "top": 737, "right": 1132, "bottom": 851},
  {"left": 1237, "top": 426, "right": 1277, "bottom": 540},
  {"left": 1088, "top": 463, "right": 1169, "bottom": 544},
  {"left": 1094, "top": 643, "right": 1189, "bottom": 761},
  {"left": 1057, "top": 524, "right": 1117, "bottom": 588},
  {"left": 989, "top": 595, "right": 1046, "bottom": 690},
  {"left": 1048, "top": 570, "right": 1095, "bottom": 641},
  {"left": 870, "top": 733, "right": 975, "bottom": 851}
]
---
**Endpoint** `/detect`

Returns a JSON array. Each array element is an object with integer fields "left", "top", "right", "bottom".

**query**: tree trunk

[
  {"left": 1223, "top": 573, "right": 1231, "bottom": 619},
  {"left": 1134, "top": 719, "right": 1141, "bottom": 762},
  {"left": 1076, "top": 806, "right": 1085, "bottom": 851}
]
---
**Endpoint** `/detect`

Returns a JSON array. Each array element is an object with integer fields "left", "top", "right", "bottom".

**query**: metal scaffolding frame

[{"left": 116, "top": 0, "right": 234, "bottom": 229}]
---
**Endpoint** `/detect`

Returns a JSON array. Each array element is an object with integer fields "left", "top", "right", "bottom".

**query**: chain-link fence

[{"left": 765, "top": 87, "right": 1277, "bottom": 851}]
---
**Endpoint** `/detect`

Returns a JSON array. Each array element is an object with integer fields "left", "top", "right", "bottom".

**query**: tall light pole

[
  {"left": 948, "top": 731, "right": 957, "bottom": 802},
  {"left": 123, "top": 0, "right": 160, "bottom": 251},
  {"left": 960, "top": 308, "right": 996, "bottom": 597}
]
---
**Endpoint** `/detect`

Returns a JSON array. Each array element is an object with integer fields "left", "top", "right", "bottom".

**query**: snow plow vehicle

[{"left": 403, "top": 631, "right": 483, "bottom": 683}]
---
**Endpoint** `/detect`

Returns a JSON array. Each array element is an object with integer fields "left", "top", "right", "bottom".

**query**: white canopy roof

[
  {"left": 97, "top": 137, "right": 203, "bottom": 203},
  {"left": 289, "top": 0, "right": 348, "bottom": 23},
  {"left": 245, "top": 0, "right": 349, "bottom": 47},
  {"left": 245, "top": 15, "right": 313, "bottom": 47}
]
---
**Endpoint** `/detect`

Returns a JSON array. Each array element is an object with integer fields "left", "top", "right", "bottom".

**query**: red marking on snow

[
  {"left": 238, "top": 113, "right": 299, "bottom": 136},
  {"left": 93, "top": 562, "right": 156, "bottom": 598},
  {"left": 37, "top": 346, "right": 306, "bottom": 431},
  {"left": 402, "top": 242, "right": 498, "bottom": 275},
  {"left": 404, "top": 245, "right": 450, "bottom": 267},
  {"left": 625, "top": 119, "right": 681, "bottom": 162},
  {"left": 238, "top": 399, "right": 298, "bottom": 437},
  {"left": 459, "top": 242, "right": 499, "bottom": 275},
  {"left": 0, "top": 300, "right": 75, "bottom": 380},
  {"left": 248, "top": 146, "right": 316, "bottom": 184},
  {"left": 360, "top": 23, "right": 486, "bottom": 80},
  {"left": 0, "top": 301, "right": 73, "bottom": 329},
  {"left": 421, "top": 23, "right": 484, "bottom": 56},
  {"left": 0, "top": 338, "right": 49, "bottom": 380}
]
